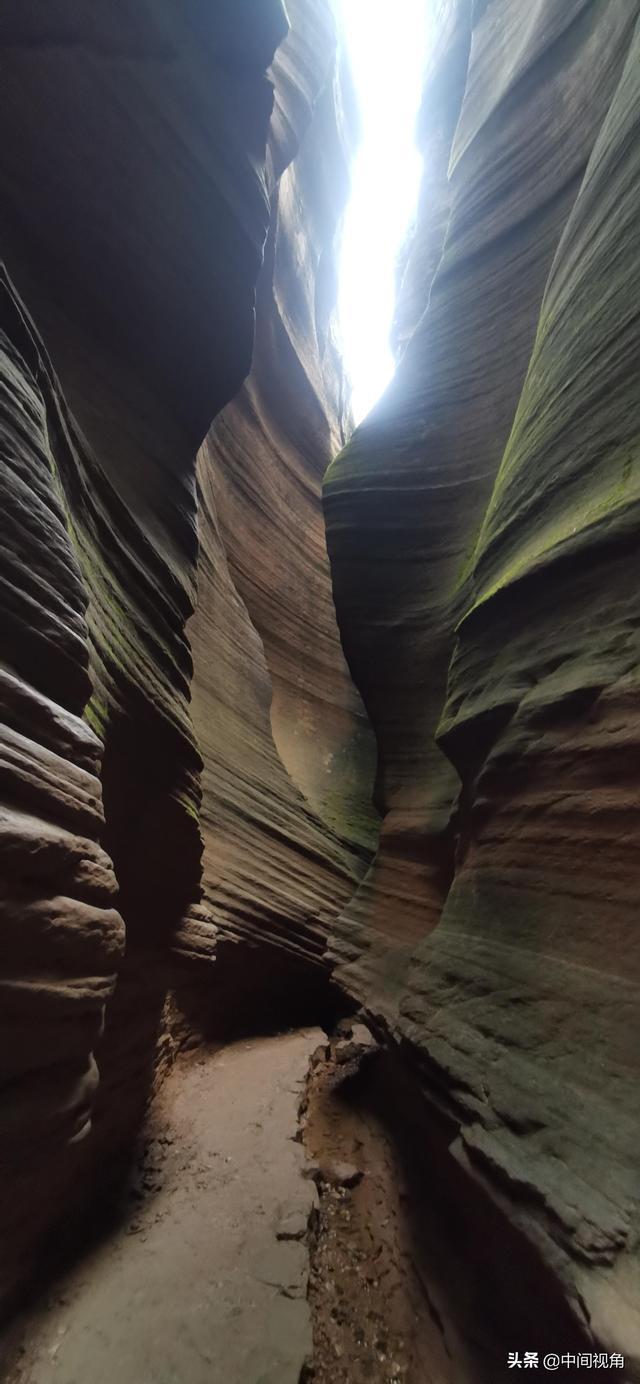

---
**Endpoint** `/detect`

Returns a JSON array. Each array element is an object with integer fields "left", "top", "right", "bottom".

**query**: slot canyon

[{"left": 0, "top": 2, "right": 639, "bottom": 1382}]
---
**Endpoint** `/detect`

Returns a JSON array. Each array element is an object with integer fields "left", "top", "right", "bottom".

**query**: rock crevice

[{"left": 0, "top": 0, "right": 639, "bottom": 1372}]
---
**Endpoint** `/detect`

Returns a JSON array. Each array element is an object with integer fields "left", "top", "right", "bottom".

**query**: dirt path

[
  {"left": 0, "top": 1021, "right": 495, "bottom": 1384},
  {"left": 2, "top": 1030, "right": 324, "bottom": 1384}
]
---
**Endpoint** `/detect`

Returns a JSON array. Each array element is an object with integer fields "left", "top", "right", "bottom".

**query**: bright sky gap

[{"left": 336, "top": 0, "right": 429, "bottom": 425}]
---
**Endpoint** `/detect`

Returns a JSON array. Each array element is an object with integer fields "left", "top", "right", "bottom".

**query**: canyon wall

[
  {"left": 1, "top": 0, "right": 639, "bottom": 1367},
  {"left": 188, "top": 3, "right": 376, "bottom": 987},
  {"left": 0, "top": 0, "right": 374, "bottom": 1306},
  {"left": 325, "top": 0, "right": 640, "bottom": 1367}
]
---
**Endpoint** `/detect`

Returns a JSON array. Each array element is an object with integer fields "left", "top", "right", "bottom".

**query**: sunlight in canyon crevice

[{"left": 336, "top": 0, "right": 429, "bottom": 424}]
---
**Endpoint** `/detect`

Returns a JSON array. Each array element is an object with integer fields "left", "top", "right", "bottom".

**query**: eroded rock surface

[
  {"left": 1, "top": 0, "right": 638, "bottom": 1371},
  {"left": 0, "top": 0, "right": 324, "bottom": 1305},
  {"left": 324, "top": 0, "right": 640, "bottom": 1365},
  {"left": 0, "top": 0, "right": 374, "bottom": 1314},
  {"left": 0, "top": 272, "right": 125, "bottom": 1302},
  {"left": 189, "top": 0, "right": 377, "bottom": 972},
  {"left": 0, "top": 0, "right": 288, "bottom": 946}
]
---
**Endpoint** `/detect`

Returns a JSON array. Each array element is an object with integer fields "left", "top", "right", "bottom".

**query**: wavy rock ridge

[
  {"left": 190, "top": 4, "right": 377, "bottom": 977},
  {"left": 325, "top": 0, "right": 640, "bottom": 1365},
  {"left": 0, "top": 273, "right": 125, "bottom": 1298},
  {"left": 0, "top": 0, "right": 638, "bottom": 1369},
  {"left": 0, "top": 0, "right": 376, "bottom": 1307}
]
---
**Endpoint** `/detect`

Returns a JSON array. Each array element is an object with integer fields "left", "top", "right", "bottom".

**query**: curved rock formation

[
  {"left": 0, "top": 0, "right": 375, "bottom": 1308},
  {"left": 0, "top": 1, "right": 290, "bottom": 945},
  {"left": 1, "top": 0, "right": 638, "bottom": 1367},
  {"left": 0, "top": 271, "right": 125, "bottom": 1298},
  {"left": 188, "top": 0, "right": 377, "bottom": 976},
  {"left": 325, "top": 0, "right": 640, "bottom": 1364},
  {"left": 0, "top": 0, "right": 289, "bottom": 1302}
]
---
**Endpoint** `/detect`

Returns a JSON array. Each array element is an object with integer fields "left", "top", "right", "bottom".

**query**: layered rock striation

[
  {"left": 0, "top": 0, "right": 372, "bottom": 1305},
  {"left": 1, "top": 0, "right": 639, "bottom": 1366},
  {"left": 189, "top": 0, "right": 376, "bottom": 975},
  {"left": 0, "top": 1, "right": 291, "bottom": 950},
  {"left": 325, "top": 0, "right": 640, "bottom": 1364},
  {"left": 0, "top": 270, "right": 125, "bottom": 1301}
]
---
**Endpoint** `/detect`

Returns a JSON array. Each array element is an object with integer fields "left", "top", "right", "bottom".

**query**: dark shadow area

[
  {"left": 173, "top": 939, "right": 356, "bottom": 1044},
  {"left": 328, "top": 1042, "right": 615, "bottom": 1384},
  {"left": 0, "top": 940, "right": 349, "bottom": 1359},
  {"left": 0, "top": 945, "right": 169, "bottom": 1343}
]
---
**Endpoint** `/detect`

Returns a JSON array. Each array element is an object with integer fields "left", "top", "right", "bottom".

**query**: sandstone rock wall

[
  {"left": 0, "top": 2, "right": 289, "bottom": 951},
  {"left": 2, "top": 0, "right": 638, "bottom": 1363},
  {"left": 189, "top": 0, "right": 377, "bottom": 979},
  {"left": 0, "top": 0, "right": 367, "bottom": 1304},
  {"left": 325, "top": 0, "right": 640, "bottom": 1364},
  {"left": 0, "top": 270, "right": 125, "bottom": 1303}
]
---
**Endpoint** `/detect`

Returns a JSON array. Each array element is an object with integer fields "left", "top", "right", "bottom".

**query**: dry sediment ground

[
  {"left": 302, "top": 1027, "right": 492, "bottom": 1384},
  {"left": 303, "top": 1027, "right": 445, "bottom": 1384},
  {"left": 0, "top": 1031, "right": 322, "bottom": 1384},
  {"left": 0, "top": 1020, "right": 506, "bottom": 1384}
]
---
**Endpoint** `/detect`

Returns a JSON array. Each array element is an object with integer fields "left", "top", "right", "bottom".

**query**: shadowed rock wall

[
  {"left": 0, "top": 271, "right": 126, "bottom": 1305},
  {"left": 0, "top": 0, "right": 363, "bottom": 1305},
  {"left": 0, "top": 1, "right": 289, "bottom": 949},
  {"left": 2, "top": 0, "right": 638, "bottom": 1363},
  {"left": 325, "top": 0, "right": 640, "bottom": 1365}
]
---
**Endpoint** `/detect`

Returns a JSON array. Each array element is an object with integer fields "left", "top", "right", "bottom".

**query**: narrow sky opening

[{"left": 336, "top": 0, "right": 428, "bottom": 425}]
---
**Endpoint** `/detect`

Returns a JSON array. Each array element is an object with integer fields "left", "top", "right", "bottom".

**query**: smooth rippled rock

[
  {"left": 0, "top": 0, "right": 373, "bottom": 1307},
  {"left": 188, "top": 0, "right": 377, "bottom": 971},
  {"left": 324, "top": 0, "right": 640, "bottom": 1362},
  {"left": 0, "top": 0, "right": 289, "bottom": 1302}
]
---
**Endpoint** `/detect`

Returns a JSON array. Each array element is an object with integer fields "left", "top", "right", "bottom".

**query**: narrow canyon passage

[
  {"left": 1, "top": 1031, "right": 322, "bottom": 1384},
  {"left": 0, "top": 1016, "right": 622, "bottom": 1384},
  {"left": 0, "top": 1026, "right": 483, "bottom": 1384},
  {"left": 1, "top": 0, "right": 639, "bottom": 1380}
]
